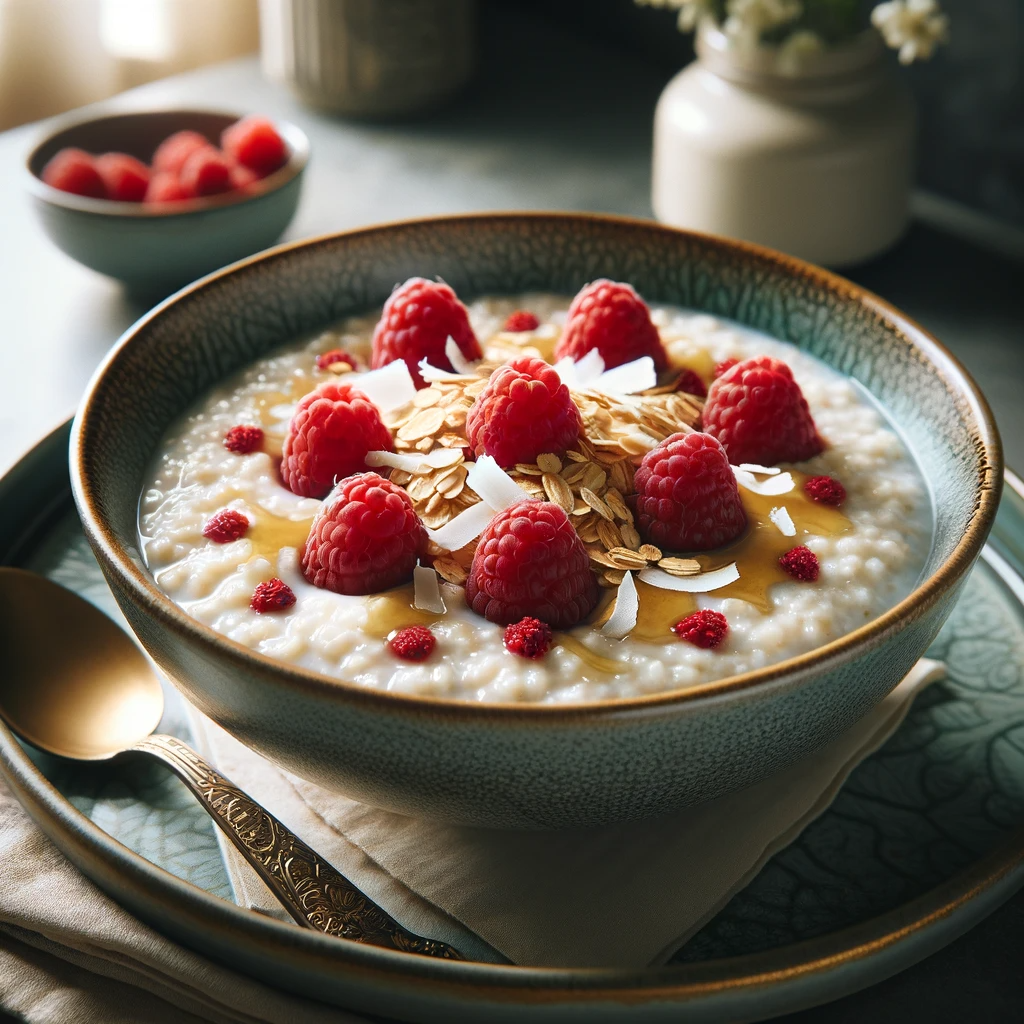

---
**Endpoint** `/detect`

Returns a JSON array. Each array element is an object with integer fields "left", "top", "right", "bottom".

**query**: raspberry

[
  {"left": 554, "top": 280, "right": 667, "bottom": 372},
  {"left": 228, "top": 161, "right": 260, "bottom": 191},
  {"left": 302, "top": 472, "right": 426, "bottom": 595},
  {"left": 388, "top": 625, "right": 436, "bottom": 661},
  {"left": 779, "top": 545, "right": 820, "bottom": 582},
  {"left": 371, "top": 278, "right": 482, "bottom": 388},
  {"left": 222, "top": 117, "right": 288, "bottom": 178},
  {"left": 466, "top": 500, "right": 599, "bottom": 628},
  {"left": 674, "top": 368, "right": 707, "bottom": 399},
  {"left": 672, "top": 609, "right": 728, "bottom": 649},
  {"left": 152, "top": 130, "right": 209, "bottom": 175},
  {"left": 465, "top": 356, "right": 581, "bottom": 466},
  {"left": 144, "top": 172, "right": 190, "bottom": 204},
  {"left": 713, "top": 358, "right": 739, "bottom": 379},
  {"left": 804, "top": 475, "right": 847, "bottom": 506},
  {"left": 316, "top": 349, "right": 356, "bottom": 372},
  {"left": 281, "top": 382, "right": 393, "bottom": 498},
  {"left": 503, "top": 617, "right": 553, "bottom": 659},
  {"left": 180, "top": 146, "right": 232, "bottom": 197},
  {"left": 224, "top": 425, "right": 264, "bottom": 454},
  {"left": 250, "top": 578, "right": 296, "bottom": 613},
  {"left": 41, "top": 148, "right": 106, "bottom": 199},
  {"left": 202, "top": 509, "right": 250, "bottom": 543},
  {"left": 702, "top": 357, "right": 824, "bottom": 466},
  {"left": 633, "top": 432, "right": 747, "bottom": 551},
  {"left": 95, "top": 152, "right": 150, "bottom": 202},
  {"left": 504, "top": 310, "right": 540, "bottom": 332}
]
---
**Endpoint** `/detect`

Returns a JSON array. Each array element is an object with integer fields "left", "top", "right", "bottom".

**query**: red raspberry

[
  {"left": 153, "top": 130, "right": 209, "bottom": 175},
  {"left": 144, "top": 171, "right": 190, "bottom": 204},
  {"left": 779, "top": 545, "right": 820, "bottom": 582},
  {"left": 95, "top": 153, "right": 150, "bottom": 202},
  {"left": 281, "top": 381, "right": 393, "bottom": 498},
  {"left": 388, "top": 625, "right": 436, "bottom": 661},
  {"left": 222, "top": 117, "right": 288, "bottom": 177},
  {"left": 316, "top": 349, "right": 356, "bottom": 372},
  {"left": 633, "top": 432, "right": 747, "bottom": 551},
  {"left": 702, "top": 357, "right": 824, "bottom": 466},
  {"left": 202, "top": 509, "right": 250, "bottom": 543},
  {"left": 713, "top": 358, "right": 739, "bottom": 379},
  {"left": 180, "top": 146, "right": 232, "bottom": 197},
  {"left": 371, "top": 278, "right": 482, "bottom": 389},
  {"left": 465, "top": 356, "right": 581, "bottom": 467},
  {"left": 224, "top": 425, "right": 264, "bottom": 454},
  {"left": 674, "top": 368, "right": 707, "bottom": 399},
  {"left": 466, "top": 500, "right": 599, "bottom": 628},
  {"left": 672, "top": 609, "right": 728, "bottom": 648},
  {"left": 41, "top": 148, "right": 106, "bottom": 199},
  {"left": 302, "top": 472, "right": 426, "bottom": 595},
  {"left": 503, "top": 617, "right": 553, "bottom": 659},
  {"left": 504, "top": 310, "right": 540, "bottom": 332},
  {"left": 228, "top": 161, "right": 260, "bottom": 191},
  {"left": 250, "top": 578, "right": 296, "bottom": 613},
  {"left": 804, "top": 475, "right": 846, "bottom": 506},
  {"left": 554, "top": 280, "right": 667, "bottom": 372}
]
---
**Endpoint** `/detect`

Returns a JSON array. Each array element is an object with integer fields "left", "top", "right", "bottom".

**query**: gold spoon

[{"left": 0, "top": 567, "right": 462, "bottom": 960}]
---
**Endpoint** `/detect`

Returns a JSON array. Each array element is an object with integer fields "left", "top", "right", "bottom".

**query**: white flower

[
  {"left": 871, "top": 0, "right": 949, "bottom": 64},
  {"left": 777, "top": 28, "right": 824, "bottom": 73},
  {"left": 723, "top": 0, "right": 803, "bottom": 52},
  {"left": 633, "top": 0, "right": 712, "bottom": 33}
]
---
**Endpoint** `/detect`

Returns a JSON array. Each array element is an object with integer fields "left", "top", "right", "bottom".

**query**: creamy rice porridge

[{"left": 139, "top": 288, "right": 932, "bottom": 703}]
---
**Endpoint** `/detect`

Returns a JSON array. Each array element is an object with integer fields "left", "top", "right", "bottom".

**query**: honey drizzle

[
  {"left": 362, "top": 584, "right": 441, "bottom": 638},
  {"left": 253, "top": 377, "right": 315, "bottom": 458},
  {"left": 247, "top": 510, "right": 315, "bottom": 564},
  {"left": 553, "top": 633, "right": 626, "bottom": 675}
]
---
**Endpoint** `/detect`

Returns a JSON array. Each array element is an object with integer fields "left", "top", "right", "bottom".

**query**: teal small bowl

[{"left": 25, "top": 109, "right": 308, "bottom": 295}]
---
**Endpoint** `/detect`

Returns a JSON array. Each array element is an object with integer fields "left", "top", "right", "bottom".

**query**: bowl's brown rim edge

[{"left": 70, "top": 211, "right": 1005, "bottom": 725}]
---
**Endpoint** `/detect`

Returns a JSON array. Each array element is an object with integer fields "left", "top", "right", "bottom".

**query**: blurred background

[{"left": 2, "top": 0, "right": 1019, "bottom": 226}]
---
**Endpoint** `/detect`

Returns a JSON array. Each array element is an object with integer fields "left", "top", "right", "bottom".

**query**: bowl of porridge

[{"left": 71, "top": 214, "right": 1001, "bottom": 828}]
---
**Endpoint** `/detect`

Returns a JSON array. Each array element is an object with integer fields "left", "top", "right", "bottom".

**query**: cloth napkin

[{"left": 0, "top": 658, "right": 943, "bottom": 1022}]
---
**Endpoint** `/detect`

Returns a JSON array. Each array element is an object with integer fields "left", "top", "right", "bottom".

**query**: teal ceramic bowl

[
  {"left": 70, "top": 214, "right": 1002, "bottom": 829},
  {"left": 25, "top": 109, "right": 308, "bottom": 294}
]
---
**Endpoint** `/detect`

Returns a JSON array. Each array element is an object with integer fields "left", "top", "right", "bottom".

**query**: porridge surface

[{"left": 140, "top": 295, "right": 932, "bottom": 703}]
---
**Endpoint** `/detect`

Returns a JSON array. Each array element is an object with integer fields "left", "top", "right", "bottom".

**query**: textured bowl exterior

[{"left": 71, "top": 214, "right": 1002, "bottom": 828}]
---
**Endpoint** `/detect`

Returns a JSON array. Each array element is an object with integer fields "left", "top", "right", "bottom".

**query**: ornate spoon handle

[{"left": 130, "top": 733, "right": 463, "bottom": 959}]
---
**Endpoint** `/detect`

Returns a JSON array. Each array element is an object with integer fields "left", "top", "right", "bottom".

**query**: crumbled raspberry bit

[
  {"left": 713, "top": 358, "right": 739, "bottom": 379},
  {"left": 224, "top": 425, "right": 264, "bottom": 454},
  {"left": 316, "top": 349, "right": 356, "bottom": 372},
  {"left": 250, "top": 578, "right": 296, "bottom": 613},
  {"left": 503, "top": 617, "right": 553, "bottom": 659},
  {"left": 671, "top": 609, "right": 729, "bottom": 649},
  {"left": 779, "top": 545, "right": 820, "bottom": 582},
  {"left": 388, "top": 625, "right": 436, "bottom": 661},
  {"left": 804, "top": 475, "right": 846, "bottom": 506},
  {"left": 674, "top": 368, "right": 707, "bottom": 399},
  {"left": 503, "top": 310, "right": 540, "bottom": 332},
  {"left": 202, "top": 509, "right": 250, "bottom": 543}
]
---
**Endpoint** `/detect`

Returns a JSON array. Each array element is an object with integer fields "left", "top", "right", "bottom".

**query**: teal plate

[{"left": 2, "top": 421, "right": 1024, "bottom": 1022}]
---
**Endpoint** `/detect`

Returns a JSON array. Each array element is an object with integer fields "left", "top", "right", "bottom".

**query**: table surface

[{"left": 0, "top": 5, "right": 1022, "bottom": 1022}]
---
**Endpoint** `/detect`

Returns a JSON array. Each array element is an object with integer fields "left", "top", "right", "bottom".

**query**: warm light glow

[{"left": 99, "top": 0, "right": 173, "bottom": 61}]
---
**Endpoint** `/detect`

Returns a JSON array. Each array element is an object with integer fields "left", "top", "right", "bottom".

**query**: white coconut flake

[
  {"left": 638, "top": 563, "right": 740, "bottom": 593},
  {"left": 445, "top": 336, "right": 478, "bottom": 375},
  {"left": 466, "top": 455, "right": 534, "bottom": 511},
  {"left": 769, "top": 505, "right": 797, "bottom": 537},
  {"left": 737, "top": 463, "right": 781, "bottom": 475},
  {"left": 418, "top": 358, "right": 466, "bottom": 383},
  {"left": 413, "top": 562, "right": 446, "bottom": 613},
  {"left": 353, "top": 359, "right": 417, "bottom": 412},
  {"left": 602, "top": 570, "right": 639, "bottom": 639},
  {"left": 554, "top": 349, "right": 605, "bottom": 390},
  {"left": 733, "top": 469, "right": 796, "bottom": 496},
  {"left": 365, "top": 450, "right": 430, "bottom": 473},
  {"left": 424, "top": 501, "right": 495, "bottom": 551},
  {"left": 592, "top": 356, "right": 657, "bottom": 395}
]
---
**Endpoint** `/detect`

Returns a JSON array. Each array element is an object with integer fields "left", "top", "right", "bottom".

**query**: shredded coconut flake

[
  {"left": 602, "top": 570, "right": 639, "bottom": 638},
  {"left": 445, "top": 336, "right": 478, "bottom": 375},
  {"left": 554, "top": 349, "right": 606, "bottom": 390},
  {"left": 638, "top": 562, "right": 740, "bottom": 593},
  {"left": 413, "top": 562, "right": 447, "bottom": 613},
  {"left": 418, "top": 358, "right": 466, "bottom": 382},
  {"left": 353, "top": 359, "right": 417, "bottom": 412},
  {"left": 733, "top": 468, "right": 796, "bottom": 496},
  {"left": 769, "top": 505, "right": 797, "bottom": 537},
  {"left": 424, "top": 501, "right": 495, "bottom": 551},
  {"left": 737, "top": 463, "right": 781, "bottom": 475},
  {"left": 592, "top": 356, "right": 657, "bottom": 395},
  {"left": 466, "top": 455, "right": 534, "bottom": 511}
]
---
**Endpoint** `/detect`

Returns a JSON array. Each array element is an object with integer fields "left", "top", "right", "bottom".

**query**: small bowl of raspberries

[{"left": 25, "top": 108, "right": 309, "bottom": 294}]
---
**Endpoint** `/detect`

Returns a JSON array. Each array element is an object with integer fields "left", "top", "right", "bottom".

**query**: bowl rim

[
  {"left": 71, "top": 211, "right": 1004, "bottom": 723},
  {"left": 24, "top": 107, "right": 309, "bottom": 219}
]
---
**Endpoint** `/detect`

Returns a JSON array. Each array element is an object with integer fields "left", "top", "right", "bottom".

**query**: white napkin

[{"left": 189, "top": 658, "right": 946, "bottom": 969}]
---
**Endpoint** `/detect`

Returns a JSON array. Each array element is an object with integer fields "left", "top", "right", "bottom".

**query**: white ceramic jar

[{"left": 652, "top": 24, "right": 915, "bottom": 267}]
